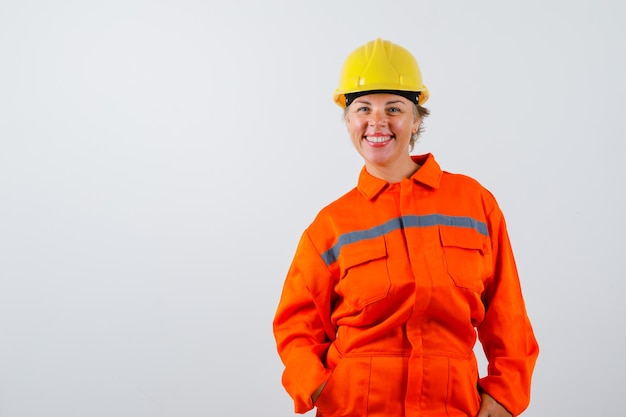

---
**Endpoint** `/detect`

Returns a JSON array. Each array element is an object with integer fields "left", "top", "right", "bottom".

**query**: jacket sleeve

[
  {"left": 477, "top": 197, "right": 539, "bottom": 416},
  {"left": 273, "top": 230, "right": 336, "bottom": 414}
]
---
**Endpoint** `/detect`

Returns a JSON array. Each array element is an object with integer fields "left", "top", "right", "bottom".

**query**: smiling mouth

[{"left": 364, "top": 135, "right": 393, "bottom": 144}]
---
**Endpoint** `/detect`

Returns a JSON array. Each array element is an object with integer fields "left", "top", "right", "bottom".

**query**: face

[{"left": 345, "top": 93, "right": 420, "bottom": 172}]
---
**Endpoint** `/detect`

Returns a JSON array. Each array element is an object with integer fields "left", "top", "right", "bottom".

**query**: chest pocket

[
  {"left": 439, "top": 226, "right": 492, "bottom": 293},
  {"left": 336, "top": 236, "right": 391, "bottom": 310}
]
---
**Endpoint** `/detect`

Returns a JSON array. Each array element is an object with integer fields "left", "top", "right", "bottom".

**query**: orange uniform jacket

[{"left": 273, "top": 154, "right": 539, "bottom": 417}]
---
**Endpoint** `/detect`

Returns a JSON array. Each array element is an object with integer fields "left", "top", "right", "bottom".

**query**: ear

[
  {"left": 344, "top": 113, "right": 351, "bottom": 131},
  {"left": 412, "top": 116, "right": 421, "bottom": 134}
]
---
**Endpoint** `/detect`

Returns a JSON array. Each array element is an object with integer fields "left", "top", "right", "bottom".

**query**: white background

[{"left": 1, "top": 1, "right": 624, "bottom": 416}]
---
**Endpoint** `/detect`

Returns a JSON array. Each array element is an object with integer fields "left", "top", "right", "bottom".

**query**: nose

[{"left": 368, "top": 109, "right": 388, "bottom": 127}]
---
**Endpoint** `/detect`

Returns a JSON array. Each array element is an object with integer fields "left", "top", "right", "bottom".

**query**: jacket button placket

[{"left": 400, "top": 178, "right": 435, "bottom": 415}]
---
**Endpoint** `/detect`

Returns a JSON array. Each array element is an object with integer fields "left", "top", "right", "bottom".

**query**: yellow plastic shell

[{"left": 333, "top": 38, "right": 429, "bottom": 107}]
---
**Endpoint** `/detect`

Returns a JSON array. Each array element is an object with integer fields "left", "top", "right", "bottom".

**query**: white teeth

[{"left": 365, "top": 136, "right": 391, "bottom": 143}]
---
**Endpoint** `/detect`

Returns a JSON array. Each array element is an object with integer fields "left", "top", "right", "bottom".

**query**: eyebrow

[{"left": 353, "top": 99, "right": 406, "bottom": 106}]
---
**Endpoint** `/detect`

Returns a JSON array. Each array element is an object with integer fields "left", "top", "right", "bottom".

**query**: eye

[
  {"left": 355, "top": 106, "right": 369, "bottom": 112},
  {"left": 387, "top": 107, "right": 401, "bottom": 113}
]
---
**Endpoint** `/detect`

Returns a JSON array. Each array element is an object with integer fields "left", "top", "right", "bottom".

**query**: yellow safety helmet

[{"left": 333, "top": 38, "right": 429, "bottom": 108}]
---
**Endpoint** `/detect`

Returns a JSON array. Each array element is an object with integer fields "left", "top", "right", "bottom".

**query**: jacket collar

[{"left": 357, "top": 153, "right": 443, "bottom": 200}]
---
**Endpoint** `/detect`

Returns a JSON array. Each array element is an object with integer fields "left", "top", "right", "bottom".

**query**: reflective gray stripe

[{"left": 321, "top": 214, "right": 488, "bottom": 266}]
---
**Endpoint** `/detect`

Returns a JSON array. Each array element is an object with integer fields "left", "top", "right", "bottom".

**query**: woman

[{"left": 273, "top": 38, "right": 538, "bottom": 417}]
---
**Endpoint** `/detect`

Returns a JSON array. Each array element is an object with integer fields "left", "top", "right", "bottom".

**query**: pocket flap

[
  {"left": 338, "top": 235, "right": 387, "bottom": 274},
  {"left": 439, "top": 226, "right": 488, "bottom": 253}
]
